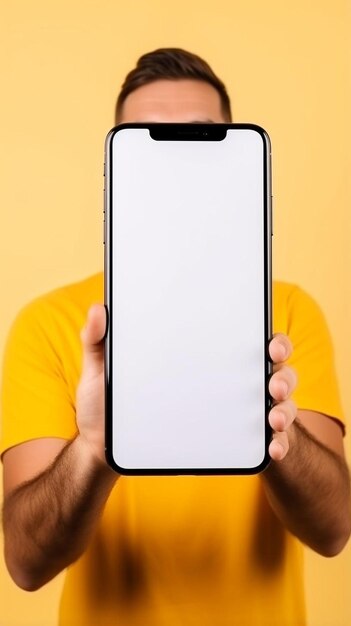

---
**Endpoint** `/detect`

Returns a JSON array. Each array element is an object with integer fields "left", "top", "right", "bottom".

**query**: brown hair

[{"left": 115, "top": 48, "right": 232, "bottom": 123}]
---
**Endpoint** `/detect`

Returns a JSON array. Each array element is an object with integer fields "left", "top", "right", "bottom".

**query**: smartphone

[{"left": 104, "top": 123, "right": 272, "bottom": 475}]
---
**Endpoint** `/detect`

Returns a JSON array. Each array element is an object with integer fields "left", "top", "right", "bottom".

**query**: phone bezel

[{"left": 104, "top": 123, "right": 272, "bottom": 475}]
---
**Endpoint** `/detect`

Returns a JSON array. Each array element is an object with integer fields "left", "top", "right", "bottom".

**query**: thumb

[{"left": 80, "top": 304, "right": 106, "bottom": 364}]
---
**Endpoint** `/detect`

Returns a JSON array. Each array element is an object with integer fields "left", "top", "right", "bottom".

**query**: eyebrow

[{"left": 190, "top": 119, "right": 215, "bottom": 123}]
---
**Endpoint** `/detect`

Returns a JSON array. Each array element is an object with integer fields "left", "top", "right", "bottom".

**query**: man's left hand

[{"left": 268, "top": 334, "right": 297, "bottom": 462}]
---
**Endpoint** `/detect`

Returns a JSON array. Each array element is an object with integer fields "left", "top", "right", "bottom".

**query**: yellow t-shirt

[{"left": 0, "top": 274, "right": 344, "bottom": 626}]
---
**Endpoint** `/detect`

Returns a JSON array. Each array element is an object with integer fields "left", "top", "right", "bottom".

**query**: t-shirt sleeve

[
  {"left": 283, "top": 285, "right": 345, "bottom": 431},
  {"left": 0, "top": 297, "right": 79, "bottom": 457}
]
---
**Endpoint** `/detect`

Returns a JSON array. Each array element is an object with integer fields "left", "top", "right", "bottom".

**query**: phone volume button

[
  {"left": 270, "top": 195, "right": 273, "bottom": 237},
  {"left": 103, "top": 219, "right": 106, "bottom": 245}
]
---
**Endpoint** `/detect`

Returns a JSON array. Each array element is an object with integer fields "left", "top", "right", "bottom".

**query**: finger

[
  {"left": 81, "top": 304, "right": 106, "bottom": 361},
  {"left": 269, "top": 431, "right": 289, "bottom": 461},
  {"left": 269, "top": 333, "right": 293, "bottom": 364},
  {"left": 268, "top": 399, "right": 297, "bottom": 432},
  {"left": 269, "top": 365, "right": 297, "bottom": 402}
]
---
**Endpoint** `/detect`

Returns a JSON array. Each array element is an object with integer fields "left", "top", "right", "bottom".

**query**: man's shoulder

[
  {"left": 20, "top": 277, "right": 312, "bottom": 322},
  {"left": 44, "top": 272, "right": 103, "bottom": 304},
  {"left": 23, "top": 277, "right": 307, "bottom": 310},
  {"left": 273, "top": 280, "right": 323, "bottom": 314},
  {"left": 29, "top": 272, "right": 102, "bottom": 308},
  {"left": 273, "top": 280, "right": 302, "bottom": 301},
  {"left": 13, "top": 276, "right": 316, "bottom": 332},
  {"left": 9, "top": 273, "right": 103, "bottom": 338},
  {"left": 272, "top": 280, "right": 326, "bottom": 336}
]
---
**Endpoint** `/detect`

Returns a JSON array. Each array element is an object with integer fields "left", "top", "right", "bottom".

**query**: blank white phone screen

[{"left": 110, "top": 127, "right": 269, "bottom": 471}]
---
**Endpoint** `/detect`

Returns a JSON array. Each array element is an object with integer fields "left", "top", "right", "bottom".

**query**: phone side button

[
  {"left": 103, "top": 219, "right": 105, "bottom": 245},
  {"left": 270, "top": 196, "right": 273, "bottom": 237}
]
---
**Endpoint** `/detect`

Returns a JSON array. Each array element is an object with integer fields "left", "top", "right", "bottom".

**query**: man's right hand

[
  {"left": 76, "top": 303, "right": 108, "bottom": 466},
  {"left": 2, "top": 303, "right": 118, "bottom": 591}
]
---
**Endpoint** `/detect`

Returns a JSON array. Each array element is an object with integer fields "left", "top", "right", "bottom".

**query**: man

[{"left": 1, "top": 48, "right": 350, "bottom": 626}]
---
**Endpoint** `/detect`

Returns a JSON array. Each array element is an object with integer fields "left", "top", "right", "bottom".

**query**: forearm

[
  {"left": 262, "top": 418, "right": 351, "bottom": 556},
  {"left": 2, "top": 435, "right": 118, "bottom": 591}
]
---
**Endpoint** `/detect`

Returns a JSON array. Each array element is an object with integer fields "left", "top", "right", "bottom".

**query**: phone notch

[{"left": 149, "top": 124, "right": 227, "bottom": 142}]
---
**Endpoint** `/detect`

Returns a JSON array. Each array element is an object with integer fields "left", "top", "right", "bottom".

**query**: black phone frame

[{"left": 104, "top": 123, "right": 273, "bottom": 476}]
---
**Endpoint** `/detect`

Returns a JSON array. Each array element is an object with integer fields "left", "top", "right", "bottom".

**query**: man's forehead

[{"left": 119, "top": 79, "right": 225, "bottom": 123}]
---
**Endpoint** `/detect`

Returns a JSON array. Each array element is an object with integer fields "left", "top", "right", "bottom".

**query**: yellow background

[{"left": 0, "top": 1, "right": 350, "bottom": 625}]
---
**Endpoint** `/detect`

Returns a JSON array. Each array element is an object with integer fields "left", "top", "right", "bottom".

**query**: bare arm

[
  {"left": 2, "top": 436, "right": 117, "bottom": 591},
  {"left": 262, "top": 336, "right": 351, "bottom": 557},
  {"left": 3, "top": 308, "right": 350, "bottom": 591},
  {"left": 2, "top": 305, "right": 118, "bottom": 591}
]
